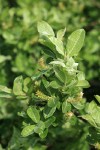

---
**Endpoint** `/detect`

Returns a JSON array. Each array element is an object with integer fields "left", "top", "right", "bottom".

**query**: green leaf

[
  {"left": 82, "top": 101, "right": 100, "bottom": 129},
  {"left": 95, "top": 95, "right": 100, "bottom": 104},
  {"left": 43, "top": 106, "right": 56, "bottom": 119},
  {"left": 45, "top": 116, "right": 55, "bottom": 128},
  {"left": 13, "top": 76, "right": 25, "bottom": 96},
  {"left": 34, "top": 121, "right": 45, "bottom": 134},
  {"left": 21, "top": 125, "right": 35, "bottom": 137},
  {"left": 82, "top": 114, "right": 97, "bottom": 128},
  {"left": 77, "top": 71, "right": 85, "bottom": 80},
  {"left": 54, "top": 40, "right": 64, "bottom": 56},
  {"left": 50, "top": 60, "right": 66, "bottom": 68},
  {"left": 76, "top": 72, "right": 90, "bottom": 88},
  {"left": 71, "top": 100, "right": 85, "bottom": 110},
  {"left": 76, "top": 80, "right": 90, "bottom": 88},
  {"left": 23, "top": 77, "right": 32, "bottom": 93},
  {"left": 0, "top": 55, "right": 11, "bottom": 63},
  {"left": 16, "top": 95, "right": 28, "bottom": 100},
  {"left": 48, "top": 97, "right": 59, "bottom": 108},
  {"left": 65, "top": 57, "right": 78, "bottom": 75},
  {"left": 27, "top": 107, "right": 40, "bottom": 123},
  {"left": 66, "top": 29, "right": 85, "bottom": 57},
  {"left": 50, "top": 37, "right": 64, "bottom": 56},
  {"left": 85, "top": 101, "right": 97, "bottom": 114},
  {"left": 62, "top": 101, "right": 71, "bottom": 113},
  {"left": 57, "top": 28, "right": 66, "bottom": 40},
  {"left": 0, "top": 85, "right": 12, "bottom": 94},
  {"left": 37, "top": 21, "right": 54, "bottom": 36},
  {"left": 49, "top": 81, "right": 61, "bottom": 89},
  {"left": 0, "top": 93, "right": 12, "bottom": 99},
  {"left": 56, "top": 101, "right": 61, "bottom": 110},
  {"left": 31, "top": 70, "right": 48, "bottom": 81},
  {"left": 92, "top": 110, "right": 100, "bottom": 128},
  {"left": 54, "top": 66, "right": 66, "bottom": 83},
  {"left": 39, "top": 36, "right": 56, "bottom": 54},
  {"left": 39, "top": 129, "right": 48, "bottom": 139}
]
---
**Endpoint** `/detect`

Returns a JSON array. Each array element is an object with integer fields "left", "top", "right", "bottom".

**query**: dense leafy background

[{"left": 0, "top": 0, "right": 100, "bottom": 149}]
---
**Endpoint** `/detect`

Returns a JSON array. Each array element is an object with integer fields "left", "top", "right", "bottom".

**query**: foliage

[
  {"left": 0, "top": 0, "right": 100, "bottom": 87},
  {"left": 0, "top": 21, "right": 100, "bottom": 150},
  {"left": 0, "top": 0, "right": 100, "bottom": 149}
]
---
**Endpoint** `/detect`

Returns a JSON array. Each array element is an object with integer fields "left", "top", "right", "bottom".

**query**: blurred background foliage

[{"left": 0, "top": 0, "right": 100, "bottom": 149}]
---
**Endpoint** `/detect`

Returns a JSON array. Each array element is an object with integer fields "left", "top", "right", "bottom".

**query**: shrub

[{"left": 0, "top": 21, "right": 100, "bottom": 150}]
